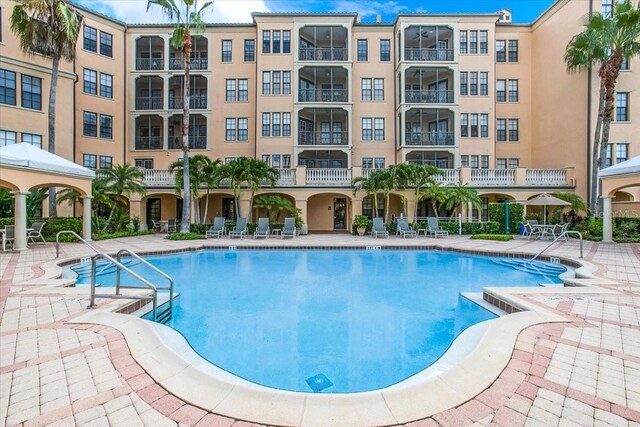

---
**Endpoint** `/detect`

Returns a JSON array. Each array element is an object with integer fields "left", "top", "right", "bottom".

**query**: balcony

[
  {"left": 134, "top": 115, "right": 163, "bottom": 150},
  {"left": 403, "top": 25, "right": 454, "bottom": 62},
  {"left": 306, "top": 168, "right": 351, "bottom": 185},
  {"left": 404, "top": 48, "right": 454, "bottom": 62},
  {"left": 404, "top": 109, "right": 455, "bottom": 147},
  {"left": 135, "top": 76, "right": 163, "bottom": 110},
  {"left": 299, "top": 130, "right": 348, "bottom": 146},
  {"left": 526, "top": 169, "right": 569, "bottom": 186},
  {"left": 405, "top": 90, "right": 454, "bottom": 104},
  {"left": 168, "top": 75, "right": 207, "bottom": 109},
  {"left": 135, "top": 136, "right": 162, "bottom": 150},
  {"left": 168, "top": 95, "right": 208, "bottom": 110},
  {"left": 141, "top": 169, "right": 297, "bottom": 188},
  {"left": 298, "top": 67, "right": 348, "bottom": 103},
  {"left": 404, "top": 67, "right": 454, "bottom": 104},
  {"left": 136, "top": 36, "right": 164, "bottom": 71},
  {"left": 405, "top": 131, "right": 454, "bottom": 146},
  {"left": 471, "top": 169, "right": 515, "bottom": 186},
  {"left": 298, "top": 89, "right": 348, "bottom": 103},
  {"left": 168, "top": 114, "right": 206, "bottom": 149},
  {"left": 169, "top": 135, "right": 207, "bottom": 150},
  {"left": 299, "top": 26, "right": 348, "bottom": 62},
  {"left": 298, "top": 108, "right": 348, "bottom": 146},
  {"left": 169, "top": 36, "right": 208, "bottom": 70}
]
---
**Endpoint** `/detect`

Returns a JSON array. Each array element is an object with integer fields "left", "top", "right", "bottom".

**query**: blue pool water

[{"left": 71, "top": 249, "right": 566, "bottom": 393}]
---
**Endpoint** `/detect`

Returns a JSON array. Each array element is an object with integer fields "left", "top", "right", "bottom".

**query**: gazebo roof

[
  {"left": 0, "top": 143, "right": 95, "bottom": 179},
  {"left": 600, "top": 155, "right": 640, "bottom": 178}
]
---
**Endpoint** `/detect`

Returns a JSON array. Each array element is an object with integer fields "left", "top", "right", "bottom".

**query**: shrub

[
  {"left": 190, "top": 223, "right": 208, "bottom": 235},
  {"left": 470, "top": 234, "right": 513, "bottom": 241},
  {"left": 93, "top": 231, "right": 154, "bottom": 240},
  {"left": 437, "top": 221, "right": 500, "bottom": 235},
  {"left": 42, "top": 217, "right": 83, "bottom": 242},
  {"left": 489, "top": 202, "right": 524, "bottom": 234},
  {"left": 166, "top": 232, "right": 206, "bottom": 240},
  {"left": 351, "top": 215, "right": 372, "bottom": 235}
]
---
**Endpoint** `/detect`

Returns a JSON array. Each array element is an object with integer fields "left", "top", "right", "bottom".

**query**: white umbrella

[{"left": 525, "top": 193, "right": 570, "bottom": 225}]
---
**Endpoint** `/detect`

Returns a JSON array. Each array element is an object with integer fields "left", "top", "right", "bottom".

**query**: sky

[{"left": 76, "top": 0, "right": 558, "bottom": 25}]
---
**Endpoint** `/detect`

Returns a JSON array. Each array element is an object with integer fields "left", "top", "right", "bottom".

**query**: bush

[
  {"left": 166, "top": 232, "right": 206, "bottom": 240},
  {"left": 351, "top": 215, "right": 372, "bottom": 235},
  {"left": 0, "top": 217, "right": 15, "bottom": 228},
  {"left": 42, "top": 217, "right": 83, "bottom": 242},
  {"left": 470, "top": 234, "right": 513, "bottom": 241},
  {"left": 489, "top": 202, "right": 524, "bottom": 234},
  {"left": 93, "top": 231, "right": 154, "bottom": 241},
  {"left": 190, "top": 223, "right": 209, "bottom": 235}
]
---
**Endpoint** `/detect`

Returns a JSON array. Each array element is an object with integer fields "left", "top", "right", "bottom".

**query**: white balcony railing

[
  {"left": 305, "top": 168, "right": 351, "bottom": 185},
  {"left": 142, "top": 169, "right": 175, "bottom": 186},
  {"left": 526, "top": 169, "right": 568, "bottom": 186},
  {"left": 471, "top": 169, "right": 515, "bottom": 186},
  {"left": 275, "top": 168, "right": 296, "bottom": 186},
  {"left": 436, "top": 169, "right": 459, "bottom": 184}
]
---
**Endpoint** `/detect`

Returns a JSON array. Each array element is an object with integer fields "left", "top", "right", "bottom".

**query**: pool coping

[{"left": 39, "top": 244, "right": 618, "bottom": 426}]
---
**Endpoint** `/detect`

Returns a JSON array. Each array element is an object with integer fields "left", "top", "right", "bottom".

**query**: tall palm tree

[
  {"left": 170, "top": 154, "right": 220, "bottom": 224},
  {"left": 220, "top": 157, "right": 277, "bottom": 220},
  {"left": 200, "top": 157, "right": 222, "bottom": 224},
  {"left": 352, "top": 170, "right": 383, "bottom": 218},
  {"left": 378, "top": 166, "right": 404, "bottom": 223},
  {"left": 443, "top": 183, "right": 482, "bottom": 220},
  {"left": 565, "top": 0, "right": 640, "bottom": 216},
  {"left": 422, "top": 181, "right": 448, "bottom": 220},
  {"left": 57, "top": 176, "right": 113, "bottom": 211},
  {"left": 99, "top": 164, "right": 146, "bottom": 224},
  {"left": 147, "top": 0, "right": 214, "bottom": 232},
  {"left": 10, "top": 0, "right": 83, "bottom": 217},
  {"left": 253, "top": 195, "right": 296, "bottom": 223},
  {"left": 395, "top": 163, "right": 441, "bottom": 219}
]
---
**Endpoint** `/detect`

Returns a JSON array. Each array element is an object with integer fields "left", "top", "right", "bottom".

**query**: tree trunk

[
  {"left": 431, "top": 200, "right": 439, "bottom": 220},
  {"left": 203, "top": 187, "right": 210, "bottom": 224},
  {"left": 193, "top": 196, "right": 201, "bottom": 224},
  {"left": 384, "top": 191, "right": 390, "bottom": 223},
  {"left": 180, "top": 32, "right": 193, "bottom": 233},
  {"left": 414, "top": 189, "right": 420, "bottom": 220},
  {"left": 48, "top": 55, "right": 60, "bottom": 217},
  {"left": 372, "top": 193, "right": 378, "bottom": 218},
  {"left": 589, "top": 84, "right": 605, "bottom": 218},
  {"left": 248, "top": 191, "right": 255, "bottom": 222}
]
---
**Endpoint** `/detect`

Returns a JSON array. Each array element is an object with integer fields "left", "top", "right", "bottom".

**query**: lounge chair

[
  {"left": 28, "top": 222, "right": 46, "bottom": 244},
  {"left": 151, "top": 220, "right": 162, "bottom": 232},
  {"left": 396, "top": 218, "right": 416, "bottom": 238},
  {"left": 372, "top": 217, "right": 389, "bottom": 238},
  {"left": 206, "top": 217, "right": 226, "bottom": 239},
  {"left": 281, "top": 217, "right": 296, "bottom": 239},
  {"left": 229, "top": 217, "right": 248, "bottom": 239},
  {"left": 525, "top": 221, "right": 542, "bottom": 240},
  {"left": 427, "top": 217, "right": 448, "bottom": 238},
  {"left": 2, "top": 226, "right": 14, "bottom": 251},
  {"left": 166, "top": 219, "right": 177, "bottom": 233},
  {"left": 254, "top": 218, "right": 270, "bottom": 239},
  {"left": 552, "top": 223, "right": 570, "bottom": 240}
]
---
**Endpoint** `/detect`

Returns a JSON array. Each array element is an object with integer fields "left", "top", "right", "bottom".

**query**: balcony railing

[
  {"left": 169, "top": 135, "right": 207, "bottom": 150},
  {"left": 169, "top": 96, "right": 208, "bottom": 109},
  {"left": 306, "top": 168, "right": 351, "bottom": 185},
  {"left": 404, "top": 48, "right": 454, "bottom": 62},
  {"left": 134, "top": 136, "right": 162, "bottom": 150},
  {"left": 435, "top": 169, "right": 459, "bottom": 184},
  {"left": 298, "top": 89, "right": 348, "bottom": 103},
  {"left": 169, "top": 58, "right": 208, "bottom": 70},
  {"left": 298, "top": 131, "right": 348, "bottom": 145},
  {"left": 405, "top": 132, "right": 454, "bottom": 146},
  {"left": 135, "top": 97, "right": 163, "bottom": 110},
  {"left": 142, "top": 169, "right": 175, "bottom": 186},
  {"left": 299, "top": 47, "right": 348, "bottom": 61},
  {"left": 471, "top": 169, "right": 516, "bottom": 186},
  {"left": 136, "top": 57, "right": 164, "bottom": 71},
  {"left": 405, "top": 90, "right": 454, "bottom": 104},
  {"left": 526, "top": 169, "right": 568, "bottom": 186}
]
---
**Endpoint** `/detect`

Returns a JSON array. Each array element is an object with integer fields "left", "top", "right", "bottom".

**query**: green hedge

[
  {"left": 42, "top": 218, "right": 84, "bottom": 242},
  {"left": 470, "top": 234, "right": 513, "bottom": 241},
  {"left": 489, "top": 202, "right": 524, "bottom": 234},
  {"left": 93, "top": 231, "right": 154, "bottom": 241},
  {"left": 166, "top": 232, "right": 206, "bottom": 240},
  {"left": 582, "top": 218, "right": 640, "bottom": 242}
]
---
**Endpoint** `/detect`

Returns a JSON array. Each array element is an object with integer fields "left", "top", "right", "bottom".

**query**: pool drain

[{"left": 306, "top": 373, "right": 333, "bottom": 392}]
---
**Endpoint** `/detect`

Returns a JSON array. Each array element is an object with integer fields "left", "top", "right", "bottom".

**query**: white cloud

[{"left": 78, "top": 0, "right": 271, "bottom": 24}]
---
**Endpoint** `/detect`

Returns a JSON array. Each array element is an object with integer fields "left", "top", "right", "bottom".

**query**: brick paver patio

[{"left": 1, "top": 234, "right": 639, "bottom": 426}]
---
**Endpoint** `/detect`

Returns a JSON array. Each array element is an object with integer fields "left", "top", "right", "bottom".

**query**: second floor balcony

[
  {"left": 404, "top": 109, "right": 455, "bottom": 147},
  {"left": 299, "top": 26, "right": 348, "bottom": 61},
  {"left": 168, "top": 114, "right": 207, "bottom": 149},
  {"left": 135, "top": 76, "right": 163, "bottom": 110},
  {"left": 298, "top": 67, "right": 348, "bottom": 103},
  {"left": 168, "top": 75, "right": 207, "bottom": 110},
  {"left": 403, "top": 67, "right": 454, "bottom": 104},
  {"left": 298, "top": 108, "right": 348, "bottom": 146},
  {"left": 403, "top": 25, "right": 454, "bottom": 62}
]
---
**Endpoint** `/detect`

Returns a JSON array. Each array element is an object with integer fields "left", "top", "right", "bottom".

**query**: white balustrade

[
  {"left": 275, "top": 169, "right": 296, "bottom": 186},
  {"left": 306, "top": 168, "right": 352, "bottom": 185},
  {"left": 435, "top": 169, "right": 459, "bottom": 184},
  {"left": 471, "top": 169, "right": 515, "bottom": 185},
  {"left": 142, "top": 169, "right": 176, "bottom": 186},
  {"left": 526, "top": 169, "right": 567, "bottom": 186}
]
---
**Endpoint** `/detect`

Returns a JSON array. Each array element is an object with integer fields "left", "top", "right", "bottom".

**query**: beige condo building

[{"left": 0, "top": 0, "right": 638, "bottom": 231}]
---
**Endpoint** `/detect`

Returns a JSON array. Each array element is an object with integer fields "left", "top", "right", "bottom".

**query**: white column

[
  {"left": 13, "top": 191, "right": 29, "bottom": 251},
  {"left": 602, "top": 196, "right": 613, "bottom": 243},
  {"left": 82, "top": 196, "right": 93, "bottom": 241}
]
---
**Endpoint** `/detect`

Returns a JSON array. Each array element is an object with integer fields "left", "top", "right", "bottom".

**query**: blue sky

[{"left": 77, "top": 0, "right": 557, "bottom": 24}]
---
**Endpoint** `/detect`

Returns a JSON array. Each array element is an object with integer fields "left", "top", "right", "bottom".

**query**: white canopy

[
  {"left": 600, "top": 155, "right": 640, "bottom": 177},
  {"left": 0, "top": 143, "right": 95, "bottom": 178}
]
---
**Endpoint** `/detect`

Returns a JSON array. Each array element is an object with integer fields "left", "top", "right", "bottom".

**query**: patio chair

[
  {"left": 206, "top": 217, "right": 226, "bottom": 239},
  {"left": 396, "top": 218, "right": 417, "bottom": 238},
  {"left": 427, "top": 217, "right": 448, "bottom": 238},
  {"left": 551, "top": 223, "right": 564, "bottom": 240},
  {"left": 166, "top": 219, "right": 177, "bottom": 233},
  {"left": 28, "top": 222, "right": 46, "bottom": 244},
  {"left": 526, "top": 221, "right": 542, "bottom": 240},
  {"left": 2, "top": 226, "right": 15, "bottom": 251},
  {"left": 528, "top": 219, "right": 539, "bottom": 226},
  {"left": 228, "top": 217, "right": 248, "bottom": 239},
  {"left": 372, "top": 217, "right": 389, "bottom": 239},
  {"left": 254, "top": 218, "right": 270, "bottom": 239},
  {"left": 151, "top": 220, "right": 162, "bottom": 232},
  {"left": 281, "top": 217, "right": 296, "bottom": 239}
]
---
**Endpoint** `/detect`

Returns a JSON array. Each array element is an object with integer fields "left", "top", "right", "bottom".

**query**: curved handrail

[
  {"left": 529, "top": 230, "right": 583, "bottom": 263},
  {"left": 56, "top": 230, "right": 100, "bottom": 258}
]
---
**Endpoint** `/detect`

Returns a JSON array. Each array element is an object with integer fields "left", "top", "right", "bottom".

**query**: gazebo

[
  {"left": 599, "top": 155, "right": 640, "bottom": 243},
  {"left": 0, "top": 143, "right": 95, "bottom": 250}
]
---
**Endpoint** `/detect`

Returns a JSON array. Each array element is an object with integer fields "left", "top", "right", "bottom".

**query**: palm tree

[
  {"left": 422, "top": 181, "right": 448, "bottom": 220},
  {"left": 200, "top": 157, "right": 223, "bottom": 224},
  {"left": 352, "top": 170, "right": 383, "bottom": 218},
  {"left": 170, "top": 155, "right": 220, "bottom": 224},
  {"left": 10, "top": 0, "right": 83, "bottom": 217},
  {"left": 220, "top": 157, "right": 277, "bottom": 220},
  {"left": 99, "top": 164, "right": 146, "bottom": 225},
  {"left": 396, "top": 163, "right": 441, "bottom": 219},
  {"left": 147, "top": 0, "right": 214, "bottom": 232},
  {"left": 253, "top": 195, "right": 296, "bottom": 223},
  {"left": 565, "top": 0, "right": 640, "bottom": 216},
  {"left": 378, "top": 166, "right": 405, "bottom": 223},
  {"left": 443, "top": 183, "right": 482, "bottom": 220},
  {"left": 57, "top": 177, "right": 113, "bottom": 211}
]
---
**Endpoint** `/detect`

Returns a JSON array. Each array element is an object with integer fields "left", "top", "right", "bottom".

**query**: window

[
  {"left": 496, "top": 118, "right": 506, "bottom": 141},
  {"left": 460, "top": 31, "right": 468, "bottom": 54},
  {"left": 100, "top": 155, "right": 112, "bottom": 169},
  {"left": 357, "top": 39, "right": 368, "bottom": 61},
  {"left": 374, "top": 118, "right": 385, "bottom": 141},
  {"left": 480, "top": 72, "right": 488, "bottom": 96},
  {"left": 470, "top": 155, "right": 479, "bottom": 169},
  {"left": 616, "top": 143, "right": 628, "bottom": 163},
  {"left": 83, "top": 69, "right": 97, "bottom": 95},
  {"left": 605, "top": 144, "right": 613, "bottom": 167},
  {"left": 225, "top": 118, "right": 236, "bottom": 141},
  {"left": 375, "top": 158, "right": 385, "bottom": 169},
  {"left": 621, "top": 56, "right": 629, "bottom": 70},
  {"left": 100, "top": 31, "right": 113, "bottom": 57},
  {"left": 273, "top": 30, "right": 281, "bottom": 54},
  {"left": 481, "top": 155, "right": 489, "bottom": 169},
  {"left": 508, "top": 80, "right": 518, "bottom": 102},
  {"left": 470, "top": 72, "right": 478, "bottom": 96},
  {"left": 283, "top": 71, "right": 291, "bottom": 95},
  {"left": 100, "top": 114, "right": 112, "bottom": 139},
  {"left": 272, "top": 155, "right": 281, "bottom": 168},
  {"left": 362, "top": 118, "right": 372, "bottom": 140},
  {"left": 374, "top": 78, "right": 384, "bottom": 100},
  {"left": 20, "top": 132, "right": 41, "bottom": 148},
  {"left": 362, "top": 157, "right": 373, "bottom": 168},
  {"left": 83, "top": 112, "right": 97, "bottom": 137},
  {"left": 508, "top": 158, "right": 519, "bottom": 168},
  {"left": 361, "top": 78, "right": 372, "bottom": 101},
  {"left": 602, "top": 0, "right": 613, "bottom": 18},
  {"left": 272, "top": 112, "right": 281, "bottom": 137},
  {"left": 380, "top": 39, "right": 391, "bottom": 61},
  {"left": 222, "top": 40, "right": 232, "bottom": 62},
  {"left": 262, "top": 71, "right": 271, "bottom": 95},
  {"left": 0, "top": 69, "right": 16, "bottom": 105},
  {"left": 244, "top": 40, "right": 255, "bottom": 61},
  {"left": 83, "top": 26, "right": 97, "bottom": 52},
  {"left": 283, "top": 31, "right": 291, "bottom": 53},
  {"left": 272, "top": 71, "right": 281, "bottom": 95},
  {"left": 480, "top": 114, "right": 488, "bottom": 137},
  {"left": 0, "top": 130, "right": 17, "bottom": 146},
  {"left": 496, "top": 40, "right": 506, "bottom": 62},
  {"left": 616, "top": 92, "right": 629, "bottom": 121},
  {"left": 238, "top": 79, "right": 248, "bottom": 101},
  {"left": 283, "top": 112, "right": 291, "bottom": 136},
  {"left": 226, "top": 79, "right": 236, "bottom": 101},
  {"left": 497, "top": 158, "right": 507, "bottom": 169},
  {"left": 100, "top": 73, "right": 113, "bottom": 98},
  {"left": 460, "top": 72, "right": 468, "bottom": 96},
  {"left": 21, "top": 75, "right": 41, "bottom": 110},
  {"left": 470, "top": 114, "right": 478, "bottom": 137},
  {"left": 479, "top": 31, "right": 488, "bottom": 54},
  {"left": 83, "top": 154, "right": 97, "bottom": 169},
  {"left": 460, "top": 113, "right": 468, "bottom": 137},
  {"left": 238, "top": 118, "right": 248, "bottom": 141},
  {"left": 461, "top": 155, "right": 469, "bottom": 167},
  {"left": 262, "top": 112, "right": 270, "bottom": 137},
  {"left": 283, "top": 154, "right": 291, "bottom": 168},
  {"left": 262, "top": 154, "right": 271, "bottom": 165},
  {"left": 469, "top": 31, "right": 478, "bottom": 54},
  {"left": 508, "top": 40, "right": 518, "bottom": 62},
  {"left": 262, "top": 31, "right": 270, "bottom": 54},
  {"left": 496, "top": 79, "right": 506, "bottom": 102},
  {"left": 134, "top": 158, "right": 154, "bottom": 169},
  {"left": 508, "top": 118, "right": 519, "bottom": 141}
]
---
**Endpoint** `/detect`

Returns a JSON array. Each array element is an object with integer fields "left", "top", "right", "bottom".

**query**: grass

[
  {"left": 470, "top": 234, "right": 513, "bottom": 241},
  {"left": 166, "top": 232, "right": 205, "bottom": 241}
]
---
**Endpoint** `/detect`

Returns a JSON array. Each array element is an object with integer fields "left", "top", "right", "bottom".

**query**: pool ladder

[{"left": 56, "top": 231, "right": 174, "bottom": 323}]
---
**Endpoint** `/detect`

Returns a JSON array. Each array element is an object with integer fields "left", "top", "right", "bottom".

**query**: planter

[{"left": 356, "top": 227, "right": 366, "bottom": 236}]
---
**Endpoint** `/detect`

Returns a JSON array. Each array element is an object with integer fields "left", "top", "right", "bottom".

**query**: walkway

[{"left": 1, "top": 234, "right": 639, "bottom": 426}]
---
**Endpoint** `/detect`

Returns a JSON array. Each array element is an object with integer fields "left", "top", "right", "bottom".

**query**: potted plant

[{"left": 353, "top": 215, "right": 370, "bottom": 236}]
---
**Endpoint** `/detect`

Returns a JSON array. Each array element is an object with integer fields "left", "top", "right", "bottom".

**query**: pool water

[{"left": 71, "top": 249, "right": 565, "bottom": 393}]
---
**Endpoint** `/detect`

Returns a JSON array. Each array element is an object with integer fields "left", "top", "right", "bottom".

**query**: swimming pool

[{"left": 71, "top": 249, "right": 566, "bottom": 393}]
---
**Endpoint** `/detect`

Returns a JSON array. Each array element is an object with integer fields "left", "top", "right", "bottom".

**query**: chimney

[{"left": 376, "top": 14, "right": 382, "bottom": 23}]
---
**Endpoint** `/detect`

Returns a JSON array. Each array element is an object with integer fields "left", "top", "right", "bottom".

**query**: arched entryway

[
  {"left": 252, "top": 192, "right": 296, "bottom": 223},
  {"left": 307, "top": 192, "right": 352, "bottom": 232}
]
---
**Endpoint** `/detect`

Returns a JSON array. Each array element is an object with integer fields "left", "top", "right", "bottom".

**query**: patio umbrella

[{"left": 525, "top": 193, "right": 571, "bottom": 225}]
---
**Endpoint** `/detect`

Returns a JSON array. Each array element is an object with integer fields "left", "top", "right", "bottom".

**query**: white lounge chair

[
  {"left": 372, "top": 217, "right": 389, "bottom": 238},
  {"left": 281, "top": 217, "right": 296, "bottom": 239},
  {"left": 28, "top": 222, "right": 46, "bottom": 244},
  {"left": 427, "top": 217, "right": 448, "bottom": 238},
  {"left": 254, "top": 218, "right": 270, "bottom": 239},
  {"left": 2, "top": 225, "right": 15, "bottom": 251},
  {"left": 166, "top": 219, "right": 177, "bottom": 233},
  {"left": 396, "top": 218, "right": 416, "bottom": 238},
  {"left": 206, "top": 217, "right": 226, "bottom": 238},
  {"left": 229, "top": 217, "right": 248, "bottom": 239}
]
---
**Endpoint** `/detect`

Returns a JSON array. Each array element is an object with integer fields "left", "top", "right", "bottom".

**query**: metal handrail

[
  {"left": 56, "top": 230, "right": 101, "bottom": 258},
  {"left": 529, "top": 230, "right": 583, "bottom": 263}
]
